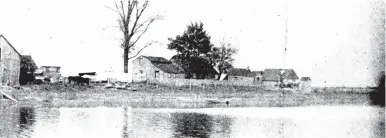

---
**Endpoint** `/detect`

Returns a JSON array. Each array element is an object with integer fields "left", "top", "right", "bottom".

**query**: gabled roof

[
  {"left": 262, "top": 69, "right": 299, "bottom": 81},
  {"left": 0, "top": 35, "right": 22, "bottom": 57},
  {"left": 21, "top": 55, "right": 37, "bottom": 69},
  {"left": 141, "top": 56, "right": 184, "bottom": 74},
  {"left": 228, "top": 68, "right": 251, "bottom": 77},
  {"left": 142, "top": 56, "right": 171, "bottom": 63}
]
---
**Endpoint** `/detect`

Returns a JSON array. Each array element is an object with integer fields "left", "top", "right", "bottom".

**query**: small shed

[{"left": 299, "top": 77, "right": 312, "bottom": 93}]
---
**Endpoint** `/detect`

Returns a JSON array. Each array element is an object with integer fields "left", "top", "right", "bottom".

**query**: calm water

[{"left": 0, "top": 105, "right": 384, "bottom": 138}]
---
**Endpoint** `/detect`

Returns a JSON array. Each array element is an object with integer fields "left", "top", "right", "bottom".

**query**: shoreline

[{"left": 1, "top": 84, "right": 375, "bottom": 108}]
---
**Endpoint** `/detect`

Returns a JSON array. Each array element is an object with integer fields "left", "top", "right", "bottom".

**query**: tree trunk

[
  {"left": 123, "top": 48, "right": 129, "bottom": 73},
  {"left": 217, "top": 71, "right": 222, "bottom": 80}
]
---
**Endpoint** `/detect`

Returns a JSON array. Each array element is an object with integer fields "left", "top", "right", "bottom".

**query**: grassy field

[{"left": 1, "top": 83, "right": 375, "bottom": 108}]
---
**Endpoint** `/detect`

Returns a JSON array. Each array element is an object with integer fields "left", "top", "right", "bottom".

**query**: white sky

[{"left": 0, "top": 0, "right": 384, "bottom": 87}]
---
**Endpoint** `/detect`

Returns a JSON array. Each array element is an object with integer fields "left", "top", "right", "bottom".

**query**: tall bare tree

[{"left": 109, "top": 0, "right": 162, "bottom": 73}]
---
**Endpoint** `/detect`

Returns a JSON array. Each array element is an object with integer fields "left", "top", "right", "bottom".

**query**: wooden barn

[
  {"left": 0, "top": 35, "right": 22, "bottom": 86},
  {"left": 132, "top": 56, "right": 184, "bottom": 82}
]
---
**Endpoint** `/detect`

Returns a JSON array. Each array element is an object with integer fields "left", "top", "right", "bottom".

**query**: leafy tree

[
  {"left": 168, "top": 22, "right": 214, "bottom": 79},
  {"left": 210, "top": 41, "right": 238, "bottom": 79},
  {"left": 109, "top": 0, "right": 162, "bottom": 73}
]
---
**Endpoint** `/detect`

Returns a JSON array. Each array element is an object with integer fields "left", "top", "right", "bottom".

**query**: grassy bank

[{"left": 3, "top": 84, "right": 374, "bottom": 108}]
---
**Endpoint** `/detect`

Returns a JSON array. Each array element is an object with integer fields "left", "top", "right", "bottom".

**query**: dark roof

[
  {"left": 41, "top": 66, "right": 61, "bottom": 68},
  {"left": 79, "top": 72, "right": 96, "bottom": 76},
  {"left": 152, "top": 63, "right": 184, "bottom": 74},
  {"left": 249, "top": 71, "right": 263, "bottom": 77},
  {"left": 0, "top": 35, "right": 22, "bottom": 57},
  {"left": 228, "top": 68, "right": 251, "bottom": 77},
  {"left": 142, "top": 56, "right": 171, "bottom": 63},
  {"left": 20, "top": 55, "right": 37, "bottom": 69},
  {"left": 142, "top": 56, "right": 184, "bottom": 74},
  {"left": 301, "top": 77, "right": 311, "bottom": 81},
  {"left": 262, "top": 69, "right": 299, "bottom": 81}
]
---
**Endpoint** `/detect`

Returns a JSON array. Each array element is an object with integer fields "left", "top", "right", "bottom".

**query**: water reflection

[
  {"left": 171, "top": 112, "right": 213, "bottom": 138},
  {"left": 19, "top": 107, "right": 36, "bottom": 128},
  {"left": 0, "top": 106, "right": 384, "bottom": 138},
  {"left": 17, "top": 106, "right": 36, "bottom": 137}
]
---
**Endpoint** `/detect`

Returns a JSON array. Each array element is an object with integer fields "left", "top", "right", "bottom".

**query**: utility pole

[{"left": 282, "top": 2, "right": 289, "bottom": 69}]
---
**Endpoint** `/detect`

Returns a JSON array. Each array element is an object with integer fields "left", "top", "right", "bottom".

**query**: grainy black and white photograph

[{"left": 0, "top": 0, "right": 385, "bottom": 137}]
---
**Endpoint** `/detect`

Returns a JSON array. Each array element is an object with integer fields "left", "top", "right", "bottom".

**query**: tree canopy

[
  {"left": 209, "top": 41, "right": 238, "bottom": 79},
  {"left": 168, "top": 22, "right": 215, "bottom": 79}
]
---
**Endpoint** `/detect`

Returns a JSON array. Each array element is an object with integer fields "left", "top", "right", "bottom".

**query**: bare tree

[{"left": 109, "top": 0, "right": 162, "bottom": 73}]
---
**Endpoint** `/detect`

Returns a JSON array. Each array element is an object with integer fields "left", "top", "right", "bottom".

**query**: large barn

[
  {"left": 132, "top": 56, "right": 184, "bottom": 82},
  {"left": 0, "top": 35, "right": 22, "bottom": 86}
]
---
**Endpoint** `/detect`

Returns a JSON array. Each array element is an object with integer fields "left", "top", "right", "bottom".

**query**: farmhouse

[
  {"left": 132, "top": 56, "right": 184, "bottom": 82},
  {"left": 0, "top": 35, "right": 22, "bottom": 86},
  {"left": 262, "top": 68, "right": 299, "bottom": 88}
]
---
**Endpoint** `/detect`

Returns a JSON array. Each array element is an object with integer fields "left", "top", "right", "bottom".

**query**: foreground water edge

[{"left": 0, "top": 105, "right": 384, "bottom": 138}]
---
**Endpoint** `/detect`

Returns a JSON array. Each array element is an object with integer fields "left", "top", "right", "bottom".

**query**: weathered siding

[
  {"left": 228, "top": 76, "right": 255, "bottom": 84},
  {"left": 263, "top": 81, "right": 280, "bottom": 89},
  {"left": 299, "top": 80, "right": 312, "bottom": 93},
  {"left": 132, "top": 56, "right": 157, "bottom": 82},
  {"left": 0, "top": 36, "right": 21, "bottom": 86}
]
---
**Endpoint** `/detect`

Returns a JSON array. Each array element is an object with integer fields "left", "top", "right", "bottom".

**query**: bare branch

[
  {"left": 120, "top": 1, "right": 126, "bottom": 20},
  {"left": 129, "top": 15, "right": 163, "bottom": 48},
  {"left": 105, "top": 5, "right": 120, "bottom": 15},
  {"left": 128, "top": 41, "right": 158, "bottom": 59},
  {"left": 129, "top": 0, "right": 148, "bottom": 38},
  {"left": 126, "top": 0, "right": 134, "bottom": 26},
  {"left": 114, "top": 2, "right": 124, "bottom": 19}
]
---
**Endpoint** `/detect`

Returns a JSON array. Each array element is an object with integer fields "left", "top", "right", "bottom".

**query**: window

[{"left": 155, "top": 71, "right": 159, "bottom": 79}]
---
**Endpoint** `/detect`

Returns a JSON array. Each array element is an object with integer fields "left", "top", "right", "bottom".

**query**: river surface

[{"left": 0, "top": 105, "right": 384, "bottom": 138}]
